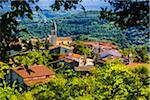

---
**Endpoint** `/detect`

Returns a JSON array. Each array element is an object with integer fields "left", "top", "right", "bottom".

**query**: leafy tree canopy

[{"left": 100, "top": 0, "right": 149, "bottom": 29}]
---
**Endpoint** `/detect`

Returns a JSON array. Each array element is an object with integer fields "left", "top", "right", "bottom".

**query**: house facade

[
  {"left": 56, "top": 37, "right": 72, "bottom": 46},
  {"left": 66, "top": 53, "right": 85, "bottom": 66},
  {"left": 49, "top": 45, "right": 74, "bottom": 55}
]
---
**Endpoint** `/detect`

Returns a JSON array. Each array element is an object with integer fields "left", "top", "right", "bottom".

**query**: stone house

[{"left": 7, "top": 65, "right": 55, "bottom": 86}]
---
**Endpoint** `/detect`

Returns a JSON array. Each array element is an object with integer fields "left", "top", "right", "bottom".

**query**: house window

[{"left": 46, "top": 75, "right": 49, "bottom": 78}]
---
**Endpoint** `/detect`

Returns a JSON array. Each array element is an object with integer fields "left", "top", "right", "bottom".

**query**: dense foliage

[
  {"left": 100, "top": 0, "right": 149, "bottom": 30},
  {"left": 73, "top": 41, "right": 93, "bottom": 57},
  {"left": 120, "top": 46, "right": 149, "bottom": 63},
  {"left": 0, "top": 59, "right": 149, "bottom": 100},
  {"left": 11, "top": 50, "right": 52, "bottom": 67}
]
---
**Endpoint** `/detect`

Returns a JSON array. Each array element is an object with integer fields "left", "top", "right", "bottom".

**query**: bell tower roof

[
  {"left": 51, "top": 21, "right": 57, "bottom": 35},
  {"left": 51, "top": 21, "right": 57, "bottom": 31}
]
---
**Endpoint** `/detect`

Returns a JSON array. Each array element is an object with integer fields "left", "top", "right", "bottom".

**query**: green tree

[
  {"left": 100, "top": 0, "right": 149, "bottom": 30},
  {"left": 45, "top": 38, "right": 51, "bottom": 50},
  {"left": 134, "top": 46, "right": 149, "bottom": 63},
  {"left": 0, "top": 62, "right": 9, "bottom": 80},
  {"left": 25, "top": 41, "right": 33, "bottom": 51},
  {"left": 13, "top": 50, "right": 52, "bottom": 66},
  {"left": 73, "top": 41, "right": 92, "bottom": 57},
  {"left": 93, "top": 60, "right": 150, "bottom": 99},
  {"left": 35, "top": 39, "right": 42, "bottom": 51}
]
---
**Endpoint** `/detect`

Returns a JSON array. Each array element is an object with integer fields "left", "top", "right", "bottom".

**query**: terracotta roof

[
  {"left": 57, "top": 37, "right": 72, "bottom": 41},
  {"left": 12, "top": 65, "right": 55, "bottom": 79},
  {"left": 83, "top": 41, "right": 118, "bottom": 49},
  {"left": 68, "top": 53, "right": 81, "bottom": 59},
  {"left": 59, "top": 55, "right": 66, "bottom": 59}
]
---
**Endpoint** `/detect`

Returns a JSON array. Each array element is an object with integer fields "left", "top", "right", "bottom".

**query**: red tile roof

[
  {"left": 12, "top": 65, "right": 55, "bottom": 79},
  {"left": 83, "top": 41, "right": 118, "bottom": 49},
  {"left": 59, "top": 55, "right": 66, "bottom": 59},
  {"left": 68, "top": 53, "right": 81, "bottom": 59}
]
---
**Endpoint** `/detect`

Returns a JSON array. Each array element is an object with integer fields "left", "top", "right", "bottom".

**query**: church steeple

[
  {"left": 49, "top": 21, "right": 57, "bottom": 45},
  {"left": 51, "top": 21, "right": 57, "bottom": 35}
]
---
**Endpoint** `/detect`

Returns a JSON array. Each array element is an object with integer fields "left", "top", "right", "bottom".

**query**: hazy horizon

[
  {"left": 1, "top": 0, "right": 111, "bottom": 12},
  {"left": 37, "top": 0, "right": 111, "bottom": 10}
]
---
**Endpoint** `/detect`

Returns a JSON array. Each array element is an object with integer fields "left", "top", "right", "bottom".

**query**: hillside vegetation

[
  {"left": 0, "top": 58, "right": 149, "bottom": 100},
  {"left": 17, "top": 11, "right": 148, "bottom": 48}
]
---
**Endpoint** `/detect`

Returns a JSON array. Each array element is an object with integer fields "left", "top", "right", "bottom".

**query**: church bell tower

[
  {"left": 50, "top": 21, "right": 57, "bottom": 45},
  {"left": 51, "top": 21, "right": 57, "bottom": 35}
]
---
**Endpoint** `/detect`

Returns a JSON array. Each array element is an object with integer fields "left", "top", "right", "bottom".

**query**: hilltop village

[
  {"left": 4, "top": 22, "right": 132, "bottom": 87},
  {"left": 0, "top": 1, "right": 149, "bottom": 99}
]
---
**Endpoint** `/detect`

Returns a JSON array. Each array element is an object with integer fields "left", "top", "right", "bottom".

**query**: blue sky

[
  {"left": 1, "top": 0, "right": 111, "bottom": 12},
  {"left": 37, "top": 0, "right": 111, "bottom": 10}
]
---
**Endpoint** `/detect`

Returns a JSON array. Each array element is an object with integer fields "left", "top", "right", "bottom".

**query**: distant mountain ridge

[
  {"left": 33, "top": 10, "right": 72, "bottom": 19},
  {"left": 16, "top": 10, "right": 148, "bottom": 48}
]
